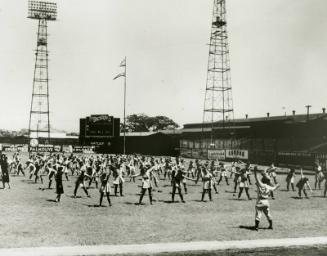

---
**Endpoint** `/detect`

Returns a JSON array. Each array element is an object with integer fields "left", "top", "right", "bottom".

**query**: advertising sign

[
  {"left": 180, "top": 148, "right": 192, "bottom": 158},
  {"left": 225, "top": 149, "right": 248, "bottom": 160},
  {"left": 208, "top": 149, "right": 226, "bottom": 160},
  {"left": 3, "top": 144, "right": 28, "bottom": 153}
]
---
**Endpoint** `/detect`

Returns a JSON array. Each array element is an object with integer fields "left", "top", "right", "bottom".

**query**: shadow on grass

[
  {"left": 225, "top": 190, "right": 236, "bottom": 193},
  {"left": 20, "top": 180, "right": 36, "bottom": 184},
  {"left": 239, "top": 225, "right": 272, "bottom": 231},
  {"left": 239, "top": 225, "right": 257, "bottom": 231},
  {"left": 291, "top": 196, "right": 302, "bottom": 200},
  {"left": 46, "top": 199, "right": 57, "bottom": 203},
  {"left": 123, "top": 202, "right": 136, "bottom": 205},
  {"left": 228, "top": 198, "right": 247, "bottom": 201},
  {"left": 191, "top": 199, "right": 208, "bottom": 202},
  {"left": 68, "top": 195, "right": 82, "bottom": 198},
  {"left": 312, "top": 195, "right": 326, "bottom": 198},
  {"left": 162, "top": 200, "right": 185, "bottom": 204},
  {"left": 87, "top": 204, "right": 102, "bottom": 208},
  {"left": 38, "top": 187, "right": 53, "bottom": 191},
  {"left": 188, "top": 184, "right": 201, "bottom": 187}
]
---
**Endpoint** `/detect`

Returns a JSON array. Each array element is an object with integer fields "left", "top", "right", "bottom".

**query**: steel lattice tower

[
  {"left": 202, "top": 0, "right": 234, "bottom": 146},
  {"left": 28, "top": 1, "right": 57, "bottom": 143}
]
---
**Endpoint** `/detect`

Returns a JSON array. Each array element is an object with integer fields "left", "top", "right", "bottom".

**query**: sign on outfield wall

[
  {"left": 192, "top": 149, "right": 208, "bottom": 159},
  {"left": 62, "top": 145, "right": 73, "bottom": 153},
  {"left": 72, "top": 146, "right": 95, "bottom": 154},
  {"left": 3, "top": 144, "right": 28, "bottom": 152},
  {"left": 208, "top": 149, "right": 226, "bottom": 160},
  {"left": 180, "top": 148, "right": 192, "bottom": 158},
  {"left": 29, "top": 144, "right": 61, "bottom": 153},
  {"left": 226, "top": 149, "right": 248, "bottom": 160}
]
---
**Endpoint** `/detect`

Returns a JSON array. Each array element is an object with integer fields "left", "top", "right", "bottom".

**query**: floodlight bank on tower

[
  {"left": 28, "top": 1, "right": 57, "bottom": 20},
  {"left": 27, "top": 1, "right": 57, "bottom": 144}
]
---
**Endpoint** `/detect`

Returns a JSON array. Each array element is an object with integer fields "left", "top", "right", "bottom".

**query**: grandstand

[{"left": 180, "top": 111, "right": 327, "bottom": 167}]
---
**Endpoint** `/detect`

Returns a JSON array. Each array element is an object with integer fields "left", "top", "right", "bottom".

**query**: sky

[{"left": 1, "top": 0, "right": 327, "bottom": 132}]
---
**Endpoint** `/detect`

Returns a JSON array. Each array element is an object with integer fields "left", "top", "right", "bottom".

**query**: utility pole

[{"left": 305, "top": 105, "right": 312, "bottom": 122}]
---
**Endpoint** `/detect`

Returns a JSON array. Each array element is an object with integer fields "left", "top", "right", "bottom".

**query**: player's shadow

[
  {"left": 39, "top": 188, "right": 53, "bottom": 191},
  {"left": 87, "top": 204, "right": 102, "bottom": 208},
  {"left": 291, "top": 196, "right": 304, "bottom": 200},
  {"left": 162, "top": 200, "right": 178, "bottom": 204},
  {"left": 239, "top": 225, "right": 271, "bottom": 231},
  {"left": 123, "top": 202, "right": 135, "bottom": 205},
  {"left": 21, "top": 180, "right": 36, "bottom": 184},
  {"left": 192, "top": 199, "right": 207, "bottom": 202},
  {"left": 188, "top": 184, "right": 200, "bottom": 187},
  {"left": 46, "top": 199, "right": 57, "bottom": 203},
  {"left": 312, "top": 195, "right": 326, "bottom": 198},
  {"left": 279, "top": 189, "right": 290, "bottom": 192},
  {"left": 69, "top": 195, "right": 82, "bottom": 198}
]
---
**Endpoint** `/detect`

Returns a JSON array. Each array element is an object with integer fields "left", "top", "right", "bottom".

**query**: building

[{"left": 180, "top": 111, "right": 327, "bottom": 167}]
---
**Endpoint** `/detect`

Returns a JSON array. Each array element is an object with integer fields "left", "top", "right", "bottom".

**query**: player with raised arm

[
  {"left": 296, "top": 167, "right": 313, "bottom": 199},
  {"left": 254, "top": 166, "right": 280, "bottom": 231}
]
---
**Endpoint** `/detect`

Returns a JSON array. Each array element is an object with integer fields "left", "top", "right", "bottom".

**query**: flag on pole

[
  {"left": 113, "top": 72, "right": 125, "bottom": 80},
  {"left": 120, "top": 58, "right": 126, "bottom": 67}
]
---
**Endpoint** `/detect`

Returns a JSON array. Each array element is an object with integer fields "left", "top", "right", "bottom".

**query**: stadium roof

[{"left": 183, "top": 112, "right": 327, "bottom": 128}]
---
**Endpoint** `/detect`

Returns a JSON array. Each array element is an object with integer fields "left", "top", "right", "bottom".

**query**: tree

[
  {"left": 150, "top": 115, "right": 179, "bottom": 131},
  {"left": 123, "top": 114, "right": 179, "bottom": 132}
]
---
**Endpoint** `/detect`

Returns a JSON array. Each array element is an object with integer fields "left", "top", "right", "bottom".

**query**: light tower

[
  {"left": 27, "top": 0, "right": 57, "bottom": 144},
  {"left": 202, "top": 0, "right": 234, "bottom": 148}
]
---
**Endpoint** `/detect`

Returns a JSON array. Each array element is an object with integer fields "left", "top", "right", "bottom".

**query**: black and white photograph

[{"left": 0, "top": 0, "right": 327, "bottom": 255}]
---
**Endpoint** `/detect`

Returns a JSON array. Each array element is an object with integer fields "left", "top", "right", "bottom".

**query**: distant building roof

[
  {"left": 120, "top": 129, "right": 183, "bottom": 137},
  {"left": 183, "top": 113, "right": 327, "bottom": 128}
]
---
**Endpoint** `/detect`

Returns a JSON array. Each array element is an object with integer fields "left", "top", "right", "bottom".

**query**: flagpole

[{"left": 123, "top": 56, "right": 127, "bottom": 155}]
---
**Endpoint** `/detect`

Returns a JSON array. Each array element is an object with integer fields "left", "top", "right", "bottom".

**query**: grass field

[
  {"left": 0, "top": 154, "right": 326, "bottom": 249},
  {"left": 127, "top": 246, "right": 327, "bottom": 256}
]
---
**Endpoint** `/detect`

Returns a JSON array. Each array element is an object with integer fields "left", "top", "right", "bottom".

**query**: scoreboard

[
  {"left": 80, "top": 115, "right": 120, "bottom": 141},
  {"left": 86, "top": 115, "right": 114, "bottom": 137}
]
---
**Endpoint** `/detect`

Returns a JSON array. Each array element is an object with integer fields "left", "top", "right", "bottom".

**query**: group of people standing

[{"left": 1, "top": 151, "right": 327, "bottom": 231}]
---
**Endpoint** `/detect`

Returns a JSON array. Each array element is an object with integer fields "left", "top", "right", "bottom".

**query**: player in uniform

[
  {"left": 47, "top": 162, "right": 56, "bottom": 189},
  {"left": 217, "top": 163, "right": 229, "bottom": 185},
  {"left": 55, "top": 165, "right": 64, "bottom": 202},
  {"left": 99, "top": 170, "right": 112, "bottom": 207},
  {"left": 285, "top": 167, "right": 296, "bottom": 191},
  {"left": 73, "top": 168, "right": 91, "bottom": 198},
  {"left": 232, "top": 166, "right": 241, "bottom": 193},
  {"left": 253, "top": 166, "right": 280, "bottom": 231},
  {"left": 112, "top": 164, "right": 125, "bottom": 196},
  {"left": 238, "top": 168, "right": 251, "bottom": 200},
  {"left": 296, "top": 168, "right": 313, "bottom": 198},
  {"left": 0, "top": 154, "right": 11, "bottom": 189},
  {"left": 201, "top": 167, "right": 214, "bottom": 201},
  {"left": 314, "top": 163, "right": 324, "bottom": 190}
]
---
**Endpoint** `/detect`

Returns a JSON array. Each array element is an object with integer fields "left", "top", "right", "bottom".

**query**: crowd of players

[{"left": 0, "top": 152, "right": 327, "bottom": 230}]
